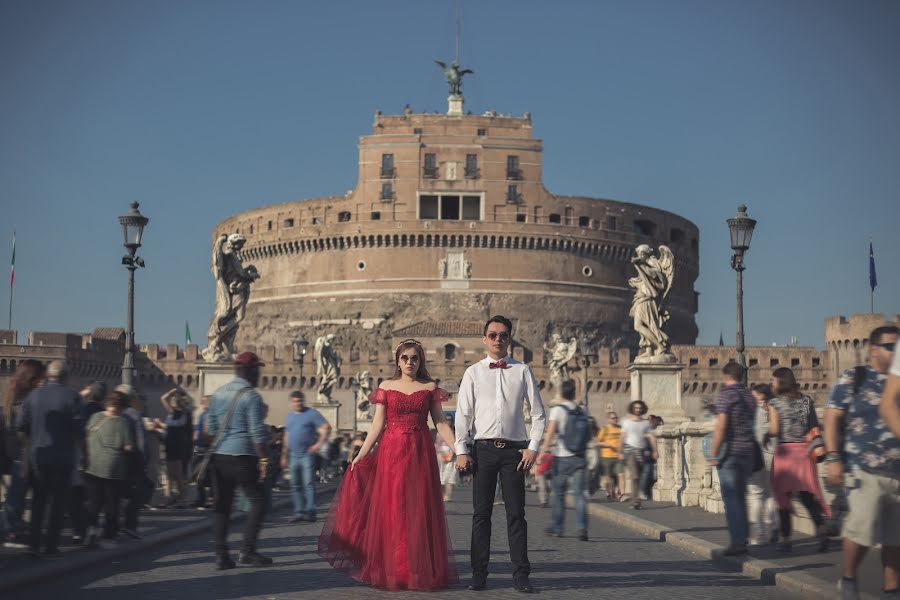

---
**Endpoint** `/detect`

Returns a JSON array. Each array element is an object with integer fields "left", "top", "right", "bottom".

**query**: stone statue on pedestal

[
  {"left": 314, "top": 334, "right": 341, "bottom": 403},
  {"left": 628, "top": 244, "right": 676, "bottom": 363},
  {"left": 543, "top": 333, "right": 578, "bottom": 392},
  {"left": 354, "top": 370, "right": 372, "bottom": 421},
  {"left": 202, "top": 233, "right": 260, "bottom": 362}
]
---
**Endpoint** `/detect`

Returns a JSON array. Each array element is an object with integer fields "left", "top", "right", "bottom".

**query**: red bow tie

[{"left": 489, "top": 360, "right": 508, "bottom": 369}]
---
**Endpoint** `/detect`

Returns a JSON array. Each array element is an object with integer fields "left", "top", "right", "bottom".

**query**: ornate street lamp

[
  {"left": 727, "top": 204, "right": 757, "bottom": 385},
  {"left": 293, "top": 336, "right": 310, "bottom": 384},
  {"left": 119, "top": 202, "right": 149, "bottom": 387}
]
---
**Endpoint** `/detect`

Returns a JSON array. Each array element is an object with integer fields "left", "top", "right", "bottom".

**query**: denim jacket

[{"left": 206, "top": 377, "right": 267, "bottom": 456}]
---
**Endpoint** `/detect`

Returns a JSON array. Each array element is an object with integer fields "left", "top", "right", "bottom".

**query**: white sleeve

[
  {"left": 454, "top": 368, "right": 475, "bottom": 455},
  {"left": 525, "top": 368, "right": 546, "bottom": 452}
]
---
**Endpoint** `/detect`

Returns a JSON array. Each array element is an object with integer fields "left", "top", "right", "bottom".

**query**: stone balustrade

[{"left": 651, "top": 420, "right": 846, "bottom": 536}]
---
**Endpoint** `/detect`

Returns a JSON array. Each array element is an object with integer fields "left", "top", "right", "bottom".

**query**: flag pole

[{"left": 8, "top": 231, "right": 15, "bottom": 330}]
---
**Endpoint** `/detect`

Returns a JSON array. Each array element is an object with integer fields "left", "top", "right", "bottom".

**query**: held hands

[
  {"left": 517, "top": 449, "right": 537, "bottom": 471},
  {"left": 455, "top": 454, "right": 472, "bottom": 472}
]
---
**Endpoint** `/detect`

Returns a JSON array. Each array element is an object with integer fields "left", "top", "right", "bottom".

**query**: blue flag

[{"left": 869, "top": 241, "right": 877, "bottom": 291}]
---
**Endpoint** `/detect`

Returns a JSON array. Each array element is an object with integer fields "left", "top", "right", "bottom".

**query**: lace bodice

[{"left": 370, "top": 387, "right": 449, "bottom": 433}]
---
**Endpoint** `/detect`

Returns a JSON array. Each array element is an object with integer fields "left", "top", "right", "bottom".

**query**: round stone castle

[{"left": 214, "top": 106, "right": 700, "bottom": 358}]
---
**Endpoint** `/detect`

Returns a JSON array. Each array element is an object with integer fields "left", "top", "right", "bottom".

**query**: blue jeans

[
  {"left": 550, "top": 456, "right": 588, "bottom": 533},
  {"left": 2, "top": 460, "right": 27, "bottom": 534},
  {"left": 717, "top": 455, "right": 752, "bottom": 547},
  {"left": 290, "top": 453, "right": 317, "bottom": 517}
]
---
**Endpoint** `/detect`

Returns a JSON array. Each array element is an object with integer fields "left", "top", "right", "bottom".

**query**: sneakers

[
  {"left": 238, "top": 551, "right": 273, "bottom": 567},
  {"left": 577, "top": 529, "right": 588, "bottom": 542},
  {"left": 838, "top": 577, "right": 859, "bottom": 600},
  {"left": 4, "top": 532, "right": 28, "bottom": 549},
  {"left": 216, "top": 555, "right": 236, "bottom": 570}
]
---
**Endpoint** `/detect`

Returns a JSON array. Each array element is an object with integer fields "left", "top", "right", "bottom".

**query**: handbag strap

[{"left": 209, "top": 387, "right": 252, "bottom": 452}]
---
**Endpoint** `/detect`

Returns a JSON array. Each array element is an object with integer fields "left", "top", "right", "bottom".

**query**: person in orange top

[{"left": 596, "top": 412, "right": 624, "bottom": 500}]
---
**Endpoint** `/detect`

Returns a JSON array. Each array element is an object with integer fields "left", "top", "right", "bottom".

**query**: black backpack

[{"left": 561, "top": 405, "right": 590, "bottom": 456}]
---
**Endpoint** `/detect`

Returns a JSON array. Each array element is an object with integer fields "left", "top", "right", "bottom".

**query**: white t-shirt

[
  {"left": 621, "top": 418, "right": 651, "bottom": 450},
  {"left": 549, "top": 401, "right": 578, "bottom": 458},
  {"left": 891, "top": 345, "right": 900, "bottom": 377}
]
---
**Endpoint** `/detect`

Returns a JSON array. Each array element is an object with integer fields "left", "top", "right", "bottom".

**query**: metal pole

[
  {"left": 734, "top": 255, "right": 747, "bottom": 386},
  {"left": 122, "top": 263, "right": 136, "bottom": 386}
]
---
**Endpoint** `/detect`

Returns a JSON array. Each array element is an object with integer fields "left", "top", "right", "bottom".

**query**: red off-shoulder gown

[{"left": 318, "top": 387, "right": 459, "bottom": 591}]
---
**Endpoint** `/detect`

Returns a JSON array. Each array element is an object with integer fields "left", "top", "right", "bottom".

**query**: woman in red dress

[{"left": 318, "top": 339, "right": 459, "bottom": 590}]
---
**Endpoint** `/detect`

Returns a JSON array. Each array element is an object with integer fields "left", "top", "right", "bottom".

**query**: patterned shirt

[
  {"left": 826, "top": 366, "right": 900, "bottom": 476},
  {"left": 769, "top": 395, "right": 817, "bottom": 444},
  {"left": 713, "top": 383, "right": 756, "bottom": 458}
]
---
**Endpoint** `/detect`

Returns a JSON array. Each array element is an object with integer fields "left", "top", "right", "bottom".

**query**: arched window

[{"left": 444, "top": 344, "right": 457, "bottom": 361}]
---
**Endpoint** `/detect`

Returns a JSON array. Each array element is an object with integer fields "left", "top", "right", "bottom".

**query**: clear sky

[{"left": 1, "top": 0, "right": 898, "bottom": 350}]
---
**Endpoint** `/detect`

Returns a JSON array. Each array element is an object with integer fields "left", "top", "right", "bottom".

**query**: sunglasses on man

[
  {"left": 874, "top": 342, "right": 896, "bottom": 353},
  {"left": 486, "top": 332, "right": 510, "bottom": 341}
]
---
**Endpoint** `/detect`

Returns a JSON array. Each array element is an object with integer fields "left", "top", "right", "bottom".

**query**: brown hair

[
  {"left": 772, "top": 367, "right": 802, "bottom": 399},
  {"left": 104, "top": 390, "right": 131, "bottom": 411},
  {"left": 390, "top": 339, "right": 433, "bottom": 381},
  {"left": 3, "top": 359, "right": 45, "bottom": 421},
  {"left": 722, "top": 362, "right": 745, "bottom": 382}
]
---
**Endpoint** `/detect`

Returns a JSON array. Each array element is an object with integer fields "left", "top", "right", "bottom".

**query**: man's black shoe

[
  {"left": 513, "top": 577, "right": 534, "bottom": 593},
  {"left": 238, "top": 551, "right": 273, "bottom": 567},
  {"left": 467, "top": 575, "right": 487, "bottom": 591},
  {"left": 215, "top": 555, "right": 236, "bottom": 570},
  {"left": 287, "top": 515, "right": 304, "bottom": 523},
  {"left": 577, "top": 529, "right": 588, "bottom": 541}
]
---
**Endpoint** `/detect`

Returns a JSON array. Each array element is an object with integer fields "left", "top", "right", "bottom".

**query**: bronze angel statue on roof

[
  {"left": 628, "top": 244, "right": 676, "bottom": 363},
  {"left": 435, "top": 59, "right": 473, "bottom": 96}
]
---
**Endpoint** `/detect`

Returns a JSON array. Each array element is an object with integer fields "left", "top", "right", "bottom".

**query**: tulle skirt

[{"left": 318, "top": 429, "right": 459, "bottom": 590}]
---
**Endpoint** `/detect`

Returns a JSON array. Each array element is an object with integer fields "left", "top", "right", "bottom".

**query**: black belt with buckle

[{"left": 475, "top": 439, "right": 527, "bottom": 449}]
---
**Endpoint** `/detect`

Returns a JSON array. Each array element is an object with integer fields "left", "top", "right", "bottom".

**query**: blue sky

[{"left": 1, "top": 0, "right": 898, "bottom": 349}]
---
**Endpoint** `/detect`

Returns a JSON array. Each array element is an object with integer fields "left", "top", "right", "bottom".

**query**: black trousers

[
  {"left": 471, "top": 441, "right": 530, "bottom": 579},
  {"left": 86, "top": 474, "right": 124, "bottom": 539},
  {"left": 211, "top": 454, "right": 266, "bottom": 556},
  {"left": 30, "top": 463, "right": 71, "bottom": 553},
  {"left": 68, "top": 484, "right": 87, "bottom": 540},
  {"left": 778, "top": 491, "right": 825, "bottom": 537}
]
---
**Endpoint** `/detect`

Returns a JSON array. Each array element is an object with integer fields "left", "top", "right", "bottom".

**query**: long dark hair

[
  {"left": 772, "top": 367, "right": 802, "bottom": 399},
  {"left": 390, "top": 339, "right": 433, "bottom": 382},
  {"left": 4, "top": 359, "right": 45, "bottom": 421}
]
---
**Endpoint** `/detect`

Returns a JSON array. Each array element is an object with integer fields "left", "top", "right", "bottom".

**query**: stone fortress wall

[{"left": 213, "top": 109, "right": 701, "bottom": 363}]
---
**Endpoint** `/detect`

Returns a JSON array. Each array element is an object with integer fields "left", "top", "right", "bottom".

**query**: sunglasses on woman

[{"left": 399, "top": 354, "right": 420, "bottom": 363}]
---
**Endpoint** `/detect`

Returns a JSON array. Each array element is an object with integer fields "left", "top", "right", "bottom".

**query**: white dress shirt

[{"left": 454, "top": 355, "right": 546, "bottom": 454}]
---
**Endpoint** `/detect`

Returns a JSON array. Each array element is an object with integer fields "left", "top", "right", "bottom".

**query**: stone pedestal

[
  {"left": 313, "top": 402, "right": 340, "bottom": 432},
  {"left": 447, "top": 94, "right": 463, "bottom": 116},
  {"left": 627, "top": 362, "right": 689, "bottom": 424},
  {"left": 198, "top": 362, "right": 235, "bottom": 397}
]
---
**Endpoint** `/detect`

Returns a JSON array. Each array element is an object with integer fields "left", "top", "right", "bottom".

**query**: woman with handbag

[{"left": 767, "top": 367, "right": 831, "bottom": 552}]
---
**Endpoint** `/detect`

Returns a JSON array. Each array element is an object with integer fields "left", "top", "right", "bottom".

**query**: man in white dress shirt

[{"left": 455, "top": 315, "right": 546, "bottom": 593}]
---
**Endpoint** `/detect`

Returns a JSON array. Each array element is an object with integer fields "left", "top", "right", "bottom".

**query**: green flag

[{"left": 185, "top": 320, "right": 192, "bottom": 346}]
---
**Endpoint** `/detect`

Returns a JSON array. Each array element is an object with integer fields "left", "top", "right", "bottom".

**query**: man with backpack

[
  {"left": 825, "top": 325, "right": 900, "bottom": 600},
  {"left": 538, "top": 379, "right": 589, "bottom": 541}
]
